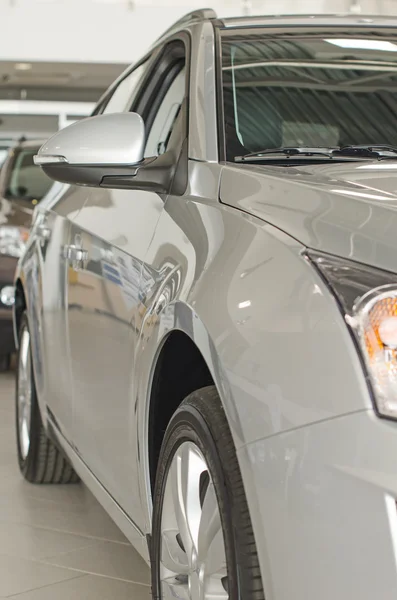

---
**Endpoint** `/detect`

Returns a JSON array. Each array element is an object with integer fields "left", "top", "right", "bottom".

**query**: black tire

[
  {"left": 0, "top": 353, "right": 11, "bottom": 373},
  {"left": 16, "top": 312, "right": 79, "bottom": 484},
  {"left": 151, "top": 385, "right": 265, "bottom": 600}
]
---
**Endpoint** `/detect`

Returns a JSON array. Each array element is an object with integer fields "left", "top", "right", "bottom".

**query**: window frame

[
  {"left": 90, "top": 49, "right": 160, "bottom": 117},
  {"left": 214, "top": 25, "right": 227, "bottom": 163},
  {"left": 132, "top": 33, "right": 191, "bottom": 159},
  {"left": 143, "top": 64, "right": 186, "bottom": 158},
  {"left": 92, "top": 32, "right": 191, "bottom": 159},
  {"left": 89, "top": 32, "right": 191, "bottom": 197}
]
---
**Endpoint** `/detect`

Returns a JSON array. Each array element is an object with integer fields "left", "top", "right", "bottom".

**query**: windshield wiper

[
  {"left": 235, "top": 147, "right": 338, "bottom": 162},
  {"left": 235, "top": 144, "right": 397, "bottom": 162},
  {"left": 336, "top": 145, "right": 397, "bottom": 158}
]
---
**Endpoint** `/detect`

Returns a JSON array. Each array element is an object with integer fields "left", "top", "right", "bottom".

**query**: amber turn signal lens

[{"left": 354, "top": 287, "right": 397, "bottom": 418}]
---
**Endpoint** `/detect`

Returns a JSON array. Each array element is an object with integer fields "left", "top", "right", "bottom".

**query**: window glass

[
  {"left": 103, "top": 60, "right": 149, "bottom": 115},
  {"left": 221, "top": 30, "right": 397, "bottom": 161},
  {"left": 0, "top": 148, "right": 8, "bottom": 168},
  {"left": 5, "top": 148, "right": 52, "bottom": 204},
  {"left": 145, "top": 67, "right": 186, "bottom": 157}
]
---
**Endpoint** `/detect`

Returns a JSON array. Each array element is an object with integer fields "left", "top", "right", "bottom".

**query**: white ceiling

[
  {"left": 0, "top": 61, "right": 126, "bottom": 89},
  {"left": 0, "top": 60, "right": 128, "bottom": 103}
]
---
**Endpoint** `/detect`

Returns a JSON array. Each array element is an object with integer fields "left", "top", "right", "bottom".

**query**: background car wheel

[
  {"left": 151, "top": 385, "right": 265, "bottom": 600},
  {"left": 0, "top": 353, "right": 11, "bottom": 373},
  {"left": 16, "top": 312, "right": 79, "bottom": 484}
]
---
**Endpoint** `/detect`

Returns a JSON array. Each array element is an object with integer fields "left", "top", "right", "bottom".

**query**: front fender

[
  {"left": 135, "top": 198, "right": 373, "bottom": 535},
  {"left": 137, "top": 200, "right": 372, "bottom": 450}
]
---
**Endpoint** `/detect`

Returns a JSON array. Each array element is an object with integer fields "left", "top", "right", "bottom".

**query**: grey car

[{"left": 13, "top": 9, "right": 397, "bottom": 600}]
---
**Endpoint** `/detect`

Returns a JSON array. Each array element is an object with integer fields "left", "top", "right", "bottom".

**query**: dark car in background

[{"left": 0, "top": 139, "right": 52, "bottom": 370}]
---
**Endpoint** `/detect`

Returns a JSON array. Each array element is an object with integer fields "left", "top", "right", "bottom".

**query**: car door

[
  {"left": 66, "top": 39, "right": 188, "bottom": 530},
  {"left": 31, "top": 181, "right": 91, "bottom": 442},
  {"left": 32, "top": 64, "right": 154, "bottom": 448}
]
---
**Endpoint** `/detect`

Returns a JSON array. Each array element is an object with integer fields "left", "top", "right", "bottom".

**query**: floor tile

[
  {"left": 0, "top": 483, "right": 129, "bottom": 543},
  {"left": 7, "top": 574, "right": 150, "bottom": 600},
  {"left": 0, "top": 407, "right": 15, "bottom": 426},
  {"left": 0, "top": 521, "right": 96, "bottom": 560},
  {"left": 0, "top": 554, "right": 80, "bottom": 597},
  {"left": 22, "top": 481, "right": 100, "bottom": 507},
  {"left": 0, "top": 369, "right": 151, "bottom": 597},
  {"left": 43, "top": 539, "right": 150, "bottom": 584}
]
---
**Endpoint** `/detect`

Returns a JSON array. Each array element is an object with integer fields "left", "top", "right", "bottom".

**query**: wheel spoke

[
  {"left": 17, "top": 328, "right": 32, "bottom": 460},
  {"left": 197, "top": 481, "right": 221, "bottom": 565},
  {"left": 169, "top": 447, "right": 193, "bottom": 559},
  {"left": 161, "top": 528, "right": 189, "bottom": 575},
  {"left": 161, "top": 576, "right": 191, "bottom": 600},
  {"left": 21, "top": 420, "right": 30, "bottom": 458},
  {"left": 171, "top": 443, "right": 206, "bottom": 558},
  {"left": 204, "top": 527, "right": 227, "bottom": 577},
  {"left": 198, "top": 481, "right": 228, "bottom": 598},
  {"left": 203, "top": 528, "right": 228, "bottom": 600},
  {"left": 160, "top": 441, "right": 229, "bottom": 600}
]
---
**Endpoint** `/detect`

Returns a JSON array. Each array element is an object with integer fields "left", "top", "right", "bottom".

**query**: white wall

[
  {"left": 0, "top": 0, "right": 397, "bottom": 65},
  {"left": 0, "top": 0, "right": 235, "bottom": 64}
]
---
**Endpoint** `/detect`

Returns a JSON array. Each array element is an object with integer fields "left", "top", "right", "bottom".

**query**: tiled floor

[{"left": 0, "top": 370, "right": 151, "bottom": 599}]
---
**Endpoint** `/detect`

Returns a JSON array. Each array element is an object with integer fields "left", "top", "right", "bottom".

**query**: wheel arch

[
  {"left": 148, "top": 329, "right": 213, "bottom": 492},
  {"left": 14, "top": 277, "right": 27, "bottom": 348},
  {"left": 139, "top": 301, "right": 242, "bottom": 504}
]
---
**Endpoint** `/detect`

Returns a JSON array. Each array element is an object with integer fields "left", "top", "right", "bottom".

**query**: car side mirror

[{"left": 34, "top": 112, "right": 177, "bottom": 195}]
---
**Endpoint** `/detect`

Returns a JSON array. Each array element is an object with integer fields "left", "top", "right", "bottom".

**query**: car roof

[
  {"left": 218, "top": 13, "right": 397, "bottom": 29},
  {"left": 96, "top": 10, "right": 397, "bottom": 114}
]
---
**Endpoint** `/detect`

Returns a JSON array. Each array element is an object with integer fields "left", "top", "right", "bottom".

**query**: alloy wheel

[
  {"left": 160, "top": 441, "right": 229, "bottom": 600},
  {"left": 18, "top": 327, "right": 32, "bottom": 460}
]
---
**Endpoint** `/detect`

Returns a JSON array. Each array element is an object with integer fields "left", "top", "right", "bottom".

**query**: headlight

[
  {"left": 0, "top": 226, "right": 29, "bottom": 258},
  {"left": 309, "top": 251, "right": 397, "bottom": 420},
  {"left": 0, "top": 286, "right": 15, "bottom": 306}
]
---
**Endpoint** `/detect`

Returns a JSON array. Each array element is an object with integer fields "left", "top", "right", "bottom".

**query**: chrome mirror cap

[{"left": 34, "top": 112, "right": 145, "bottom": 168}]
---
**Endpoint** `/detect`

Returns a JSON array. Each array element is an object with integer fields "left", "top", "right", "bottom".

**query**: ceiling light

[
  {"left": 14, "top": 63, "right": 32, "bottom": 71},
  {"left": 325, "top": 39, "right": 397, "bottom": 52}
]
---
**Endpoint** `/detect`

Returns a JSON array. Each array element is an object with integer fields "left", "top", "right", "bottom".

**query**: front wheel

[{"left": 151, "top": 386, "right": 265, "bottom": 600}]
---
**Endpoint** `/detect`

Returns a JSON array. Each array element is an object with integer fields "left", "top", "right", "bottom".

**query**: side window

[
  {"left": 5, "top": 148, "right": 52, "bottom": 205},
  {"left": 102, "top": 60, "right": 150, "bottom": 115},
  {"left": 144, "top": 66, "right": 186, "bottom": 158}
]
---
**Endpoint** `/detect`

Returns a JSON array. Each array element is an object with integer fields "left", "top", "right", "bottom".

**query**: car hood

[
  {"left": 220, "top": 160, "right": 397, "bottom": 273},
  {"left": 0, "top": 197, "right": 33, "bottom": 229}
]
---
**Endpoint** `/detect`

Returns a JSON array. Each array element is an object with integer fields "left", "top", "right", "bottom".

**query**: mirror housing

[
  {"left": 35, "top": 112, "right": 145, "bottom": 168},
  {"left": 34, "top": 112, "right": 178, "bottom": 195}
]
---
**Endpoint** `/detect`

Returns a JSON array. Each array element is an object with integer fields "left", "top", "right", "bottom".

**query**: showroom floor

[{"left": 0, "top": 369, "right": 151, "bottom": 599}]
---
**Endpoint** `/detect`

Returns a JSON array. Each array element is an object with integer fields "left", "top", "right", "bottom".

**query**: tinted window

[
  {"left": 5, "top": 148, "right": 52, "bottom": 204},
  {"left": 221, "top": 29, "right": 397, "bottom": 160},
  {"left": 145, "top": 66, "right": 186, "bottom": 157}
]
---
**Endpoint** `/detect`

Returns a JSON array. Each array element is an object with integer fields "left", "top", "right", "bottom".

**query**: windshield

[
  {"left": 5, "top": 147, "right": 52, "bottom": 204},
  {"left": 220, "top": 28, "right": 397, "bottom": 162}
]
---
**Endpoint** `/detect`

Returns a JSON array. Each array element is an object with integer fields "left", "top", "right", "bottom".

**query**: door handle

[{"left": 64, "top": 244, "right": 88, "bottom": 270}]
